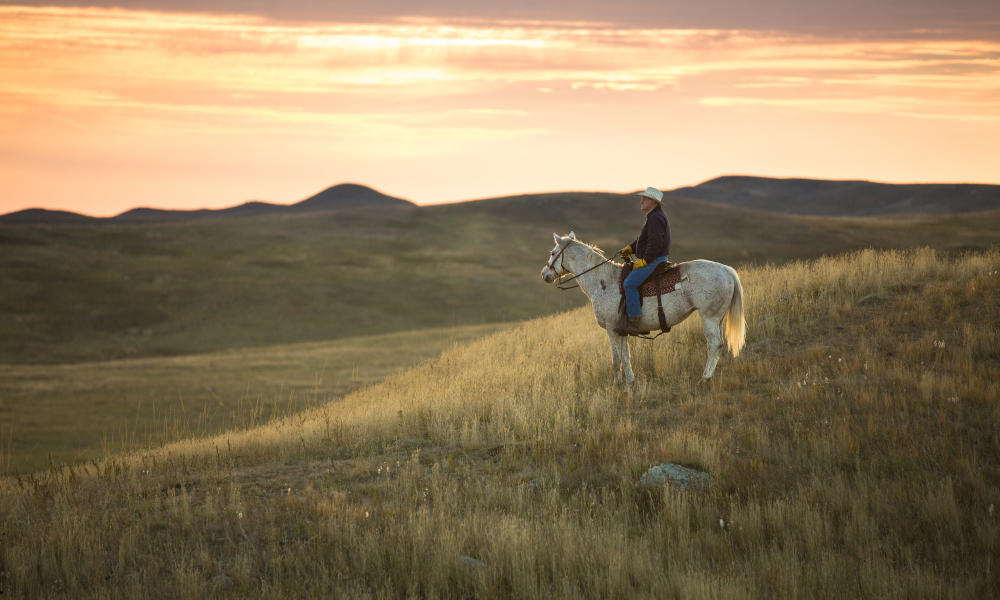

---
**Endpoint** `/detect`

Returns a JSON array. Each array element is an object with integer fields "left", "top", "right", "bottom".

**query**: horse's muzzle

[{"left": 541, "top": 267, "right": 556, "bottom": 284}]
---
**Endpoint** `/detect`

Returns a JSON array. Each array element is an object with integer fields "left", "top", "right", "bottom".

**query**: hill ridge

[
  {"left": 1, "top": 183, "right": 413, "bottom": 224},
  {"left": 675, "top": 175, "right": 1000, "bottom": 216},
  {"left": 4, "top": 177, "right": 1000, "bottom": 223},
  {"left": 3, "top": 188, "right": 999, "bottom": 365}
]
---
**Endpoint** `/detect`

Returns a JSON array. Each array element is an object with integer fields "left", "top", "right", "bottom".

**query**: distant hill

[
  {"left": 7, "top": 177, "right": 1000, "bottom": 223},
  {"left": 3, "top": 184, "right": 999, "bottom": 365},
  {"left": 114, "top": 207, "right": 220, "bottom": 222},
  {"left": 0, "top": 208, "right": 98, "bottom": 224},
  {"left": 1, "top": 183, "right": 413, "bottom": 224},
  {"left": 673, "top": 176, "right": 1000, "bottom": 216},
  {"left": 293, "top": 183, "right": 412, "bottom": 211}
]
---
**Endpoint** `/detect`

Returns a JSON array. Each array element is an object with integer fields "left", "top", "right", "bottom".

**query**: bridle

[
  {"left": 546, "top": 241, "right": 615, "bottom": 291},
  {"left": 545, "top": 240, "right": 666, "bottom": 340}
]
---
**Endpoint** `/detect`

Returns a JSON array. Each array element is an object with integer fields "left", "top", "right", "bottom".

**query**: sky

[{"left": 1, "top": 1, "right": 998, "bottom": 216}]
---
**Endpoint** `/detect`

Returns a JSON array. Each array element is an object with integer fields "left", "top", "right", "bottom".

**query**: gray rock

[
  {"left": 856, "top": 293, "right": 885, "bottom": 306},
  {"left": 640, "top": 463, "right": 711, "bottom": 490},
  {"left": 459, "top": 555, "right": 485, "bottom": 573},
  {"left": 210, "top": 574, "right": 233, "bottom": 591}
]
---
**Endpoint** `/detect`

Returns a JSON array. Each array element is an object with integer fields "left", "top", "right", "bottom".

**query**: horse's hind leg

[{"left": 701, "top": 315, "right": 724, "bottom": 381}]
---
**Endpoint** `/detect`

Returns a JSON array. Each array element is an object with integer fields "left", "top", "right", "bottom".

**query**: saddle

[
  {"left": 616, "top": 261, "right": 684, "bottom": 336},
  {"left": 617, "top": 261, "right": 683, "bottom": 298}
]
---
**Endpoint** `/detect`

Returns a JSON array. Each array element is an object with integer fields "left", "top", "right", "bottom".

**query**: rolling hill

[
  {"left": 2, "top": 248, "right": 997, "bottom": 598},
  {"left": 2, "top": 189, "right": 1000, "bottom": 365},
  {"left": 5, "top": 177, "right": 1000, "bottom": 224},
  {"left": 1, "top": 322, "right": 510, "bottom": 475},
  {"left": 0, "top": 208, "right": 99, "bottom": 224},
  {"left": 674, "top": 176, "right": 1000, "bottom": 216},
  {"left": 3, "top": 177, "right": 998, "bottom": 596},
  {"left": 0, "top": 183, "right": 413, "bottom": 224}
]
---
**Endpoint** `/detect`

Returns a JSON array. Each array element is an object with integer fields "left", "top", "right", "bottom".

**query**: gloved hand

[
  {"left": 633, "top": 258, "right": 648, "bottom": 268},
  {"left": 619, "top": 245, "right": 633, "bottom": 257}
]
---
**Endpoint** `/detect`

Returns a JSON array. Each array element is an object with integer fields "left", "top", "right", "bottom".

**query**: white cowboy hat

[{"left": 636, "top": 187, "right": 663, "bottom": 203}]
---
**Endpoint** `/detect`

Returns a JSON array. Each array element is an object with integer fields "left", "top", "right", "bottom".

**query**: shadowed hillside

[
  {"left": 676, "top": 176, "right": 1000, "bottom": 216},
  {"left": 293, "top": 183, "right": 412, "bottom": 211},
  {"left": 1, "top": 323, "right": 510, "bottom": 475},
  {"left": 0, "top": 208, "right": 98, "bottom": 224},
  {"left": 2, "top": 248, "right": 997, "bottom": 598},
  {"left": 0, "top": 183, "right": 412, "bottom": 224},
  {"left": 114, "top": 183, "right": 413, "bottom": 222},
  {"left": 6, "top": 177, "right": 1000, "bottom": 224},
  {"left": 2, "top": 192, "right": 999, "bottom": 364}
]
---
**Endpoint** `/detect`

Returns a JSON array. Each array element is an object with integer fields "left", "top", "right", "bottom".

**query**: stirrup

[{"left": 615, "top": 317, "right": 649, "bottom": 337}]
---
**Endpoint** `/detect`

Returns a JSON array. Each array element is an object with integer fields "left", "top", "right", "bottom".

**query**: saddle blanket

[{"left": 619, "top": 265, "right": 684, "bottom": 298}]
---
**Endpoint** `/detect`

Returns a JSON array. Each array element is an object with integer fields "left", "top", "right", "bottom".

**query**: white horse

[{"left": 540, "top": 232, "right": 745, "bottom": 385}]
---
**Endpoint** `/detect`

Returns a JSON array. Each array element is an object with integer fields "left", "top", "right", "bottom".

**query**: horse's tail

[{"left": 724, "top": 266, "right": 746, "bottom": 357}]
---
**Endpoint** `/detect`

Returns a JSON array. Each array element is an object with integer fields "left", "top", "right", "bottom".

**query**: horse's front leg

[
  {"left": 605, "top": 328, "right": 622, "bottom": 384},
  {"left": 606, "top": 329, "right": 635, "bottom": 388},
  {"left": 620, "top": 336, "right": 635, "bottom": 387}
]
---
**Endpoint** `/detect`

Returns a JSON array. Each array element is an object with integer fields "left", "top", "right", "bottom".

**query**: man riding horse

[{"left": 617, "top": 187, "right": 671, "bottom": 336}]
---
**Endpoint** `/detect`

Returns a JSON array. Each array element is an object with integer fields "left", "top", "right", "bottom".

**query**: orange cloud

[{"left": 0, "top": 6, "right": 998, "bottom": 215}]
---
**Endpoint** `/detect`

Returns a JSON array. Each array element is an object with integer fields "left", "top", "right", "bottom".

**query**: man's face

[{"left": 639, "top": 195, "right": 657, "bottom": 212}]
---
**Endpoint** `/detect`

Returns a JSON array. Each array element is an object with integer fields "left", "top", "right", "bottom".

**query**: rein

[
  {"left": 550, "top": 242, "right": 615, "bottom": 291},
  {"left": 547, "top": 240, "right": 668, "bottom": 341}
]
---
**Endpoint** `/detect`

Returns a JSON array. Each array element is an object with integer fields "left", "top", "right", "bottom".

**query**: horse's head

[{"left": 541, "top": 231, "right": 575, "bottom": 283}]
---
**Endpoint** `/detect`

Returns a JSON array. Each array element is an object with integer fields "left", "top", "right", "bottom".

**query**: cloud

[
  {"left": 1, "top": 5, "right": 998, "bottom": 213},
  {"left": 2, "top": 7, "right": 997, "bottom": 132},
  {"left": 699, "top": 96, "right": 1000, "bottom": 123},
  {"left": 7, "top": 0, "right": 1000, "bottom": 36}
]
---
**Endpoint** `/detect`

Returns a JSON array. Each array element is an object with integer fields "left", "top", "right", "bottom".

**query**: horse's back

[
  {"left": 676, "top": 259, "right": 737, "bottom": 279},
  {"left": 675, "top": 259, "right": 738, "bottom": 311}
]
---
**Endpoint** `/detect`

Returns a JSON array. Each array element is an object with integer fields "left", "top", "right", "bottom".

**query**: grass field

[
  {"left": 2, "top": 247, "right": 997, "bottom": 598},
  {"left": 3, "top": 193, "right": 999, "bottom": 365},
  {"left": 4, "top": 193, "right": 999, "bottom": 476},
  {"left": 0, "top": 323, "right": 509, "bottom": 475}
]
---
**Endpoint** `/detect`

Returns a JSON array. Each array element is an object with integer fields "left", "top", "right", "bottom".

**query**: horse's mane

[{"left": 570, "top": 239, "right": 623, "bottom": 266}]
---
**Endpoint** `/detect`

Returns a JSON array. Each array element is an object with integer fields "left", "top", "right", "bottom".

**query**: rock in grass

[
  {"left": 640, "top": 463, "right": 711, "bottom": 490},
  {"left": 856, "top": 293, "right": 886, "bottom": 306},
  {"left": 210, "top": 574, "right": 234, "bottom": 591},
  {"left": 459, "top": 555, "right": 485, "bottom": 576}
]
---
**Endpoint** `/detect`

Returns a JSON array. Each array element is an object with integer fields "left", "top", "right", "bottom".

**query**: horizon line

[{"left": 4, "top": 174, "right": 1000, "bottom": 220}]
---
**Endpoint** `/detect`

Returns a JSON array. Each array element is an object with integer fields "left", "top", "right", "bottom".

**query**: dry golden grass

[
  {"left": 0, "top": 323, "right": 509, "bottom": 475},
  {"left": 1, "top": 248, "right": 998, "bottom": 598}
]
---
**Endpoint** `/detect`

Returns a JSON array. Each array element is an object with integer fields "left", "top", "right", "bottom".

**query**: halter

[{"left": 547, "top": 241, "right": 615, "bottom": 291}]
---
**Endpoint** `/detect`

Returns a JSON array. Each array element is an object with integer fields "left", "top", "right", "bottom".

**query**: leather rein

[{"left": 548, "top": 242, "right": 616, "bottom": 291}]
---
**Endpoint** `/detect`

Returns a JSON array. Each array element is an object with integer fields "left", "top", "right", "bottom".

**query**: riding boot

[{"left": 615, "top": 315, "right": 649, "bottom": 336}]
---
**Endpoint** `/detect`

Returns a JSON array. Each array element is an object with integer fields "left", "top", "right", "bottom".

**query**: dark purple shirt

[{"left": 631, "top": 205, "right": 671, "bottom": 262}]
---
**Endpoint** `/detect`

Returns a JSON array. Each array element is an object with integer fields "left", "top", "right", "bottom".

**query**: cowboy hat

[{"left": 636, "top": 187, "right": 663, "bottom": 203}]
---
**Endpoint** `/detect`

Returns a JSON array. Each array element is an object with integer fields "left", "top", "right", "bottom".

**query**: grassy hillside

[
  {"left": 2, "top": 248, "right": 997, "bottom": 598},
  {"left": 112, "top": 183, "right": 413, "bottom": 223},
  {"left": 3, "top": 193, "right": 999, "bottom": 364},
  {"left": 677, "top": 176, "right": 1000, "bottom": 215},
  {"left": 0, "top": 323, "right": 508, "bottom": 475},
  {"left": 0, "top": 183, "right": 412, "bottom": 224}
]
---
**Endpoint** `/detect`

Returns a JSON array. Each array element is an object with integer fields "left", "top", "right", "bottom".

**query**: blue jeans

[{"left": 624, "top": 256, "right": 669, "bottom": 317}]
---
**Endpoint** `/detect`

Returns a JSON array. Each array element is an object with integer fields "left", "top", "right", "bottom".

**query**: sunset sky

[{"left": 1, "top": 1, "right": 998, "bottom": 216}]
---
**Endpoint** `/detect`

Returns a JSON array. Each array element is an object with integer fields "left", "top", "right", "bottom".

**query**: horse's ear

[
  {"left": 553, "top": 232, "right": 561, "bottom": 244},
  {"left": 568, "top": 231, "right": 576, "bottom": 240}
]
